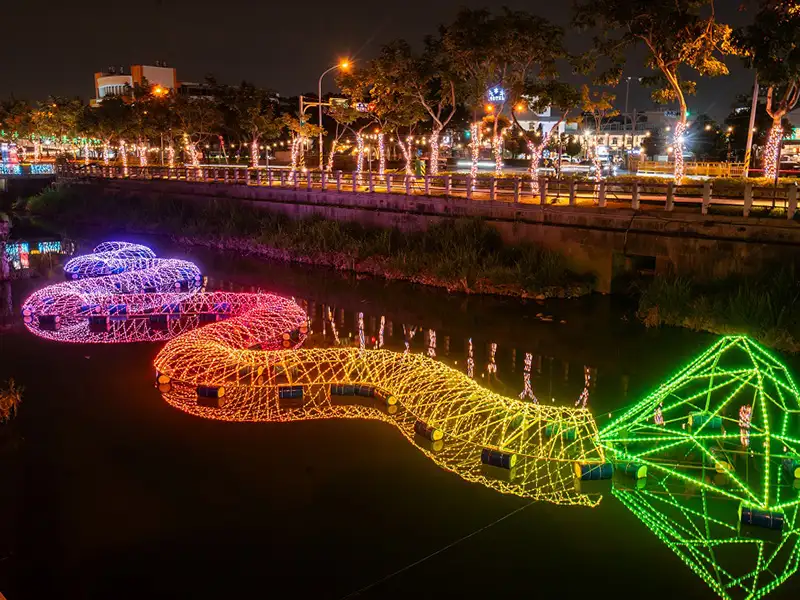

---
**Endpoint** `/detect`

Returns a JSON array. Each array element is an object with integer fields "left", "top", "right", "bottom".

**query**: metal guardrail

[{"left": 58, "top": 164, "right": 800, "bottom": 220}]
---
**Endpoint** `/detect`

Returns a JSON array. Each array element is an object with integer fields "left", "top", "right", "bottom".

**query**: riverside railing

[{"left": 59, "top": 163, "right": 800, "bottom": 220}]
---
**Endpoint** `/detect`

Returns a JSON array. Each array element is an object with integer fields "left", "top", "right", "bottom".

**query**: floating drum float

[
  {"left": 149, "top": 314, "right": 169, "bottom": 330},
  {"left": 196, "top": 385, "right": 226, "bottom": 408},
  {"left": 574, "top": 462, "right": 613, "bottom": 481},
  {"left": 354, "top": 384, "right": 375, "bottom": 398},
  {"left": 689, "top": 412, "right": 722, "bottom": 430},
  {"left": 618, "top": 462, "right": 648, "bottom": 479},
  {"left": 783, "top": 459, "right": 800, "bottom": 479},
  {"left": 161, "top": 302, "right": 180, "bottom": 316},
  {"left": 545, "top": 424, "right": 576, "bottom": 440},
  {"left": 481, "top": 448, "right": 517, "bottom": 470},
  {"left": 88, "top": 315, "right": 110, "bottom": 333},
  {"left": 414, "top": 420, "right": 443, "bottom": 442},
  {"left": 374, "top": 389, "right": 397, "bottom": 407},
  {"left": 278, "top": 385, "right": 304, "bottom": 407},
  {"left": 37, "top": 314, "right": 61, "bottom": 331},
  {"left": 740, "top": 504, "right": 785, "bottom": 531},
  {"left": 330, "top": 384, "right": 356, "bottom": 396},
  {"left": 108, "top": 304, "right": 128, "bottom": 319},
  {"left": 78, "top": 304, "right": 101, "bottom": 316}
]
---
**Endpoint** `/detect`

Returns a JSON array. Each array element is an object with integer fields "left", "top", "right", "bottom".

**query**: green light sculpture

[
  {"left": 614, "top": 472, "right": 800, "bottom": 600},
  {"left": 600, "top": 336, "right": 800, "bottom": 510}
]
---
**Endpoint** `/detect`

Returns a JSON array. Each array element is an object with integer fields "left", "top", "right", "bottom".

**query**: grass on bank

[
  {"left": 638, "top": 266, "right": 800, "bottom": 351},
  {"left": 25, "top": 186, "right": 587, "bottom": 295}
]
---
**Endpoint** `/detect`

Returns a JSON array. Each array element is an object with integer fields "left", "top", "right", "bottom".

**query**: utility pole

[{"left": 743, "top": 73, "right": 759, "bottom": 178}]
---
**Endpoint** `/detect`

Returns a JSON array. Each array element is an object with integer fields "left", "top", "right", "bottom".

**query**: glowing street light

[{"left": 318, "top": 59, "right": 352, "bottom": 171}]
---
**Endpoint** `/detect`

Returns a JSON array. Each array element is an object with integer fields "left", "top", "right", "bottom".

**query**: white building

[{"left": 93, "top": 62, "right": 178, "bottom": 105}]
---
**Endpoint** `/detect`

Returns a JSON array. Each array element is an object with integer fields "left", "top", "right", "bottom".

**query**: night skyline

[{"left": 6, "top": 0, "right": 755, "bottom": 120}]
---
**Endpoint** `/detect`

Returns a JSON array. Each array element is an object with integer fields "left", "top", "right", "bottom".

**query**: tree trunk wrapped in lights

[
  {"left": 83, "top": 143, "right": 90, "bottom": 166},
  {"left": 102, "top": 141, "right": 110, "bottom": 165},
  {"left": 289, "top": 136, "right": 302, "bottom": 175},
  {"left": 493, "top": 135, "right": 504, "bottom": 176},
  {"left": 356, "top": 134, "right": 365, "bottom": 184},
  {"left": 377, "top": 132, "right": 386, "bottom": 175},
  {"left": 429, "top": 130, "right": 441, "bottom": 176},
  {"left": 33, "top": 140, "right": 41, "bottom": 163},
  {"left": 397, "top": 137, "right": 413, "bottom": 175},
  {"left": 119, "top": 139, "right": 128, "bottom": 176},
  {"left": 527, "top": 139, "right": 544, "bottom": 195},
  {"left": 167, "top": 145, "right": 175, "bottom": 169},
  {"left": 673, "top": 120, "right": 686, "bottom": 183},
  {"left": 326, "top": 140, "right": 337, "bottom": 173},
  {"left": 250, "top": 140, "right": 259, "bottom": 168},
  {"left": 469, "top": 123, "right": 480, "bottom": 181},
  {"left": 764, "top": 120, "right": 783, "bottom": 181},
  {"left": 184, "top": 142, "right": 199, "bottom": 167},
  {"left": 137, "top": 142, "right": 148, "bottom": 167}
]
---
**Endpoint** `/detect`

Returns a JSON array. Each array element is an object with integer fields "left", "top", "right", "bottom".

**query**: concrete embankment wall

[{"left": 70, "top": 179, "right": 800, "bottom": 293}]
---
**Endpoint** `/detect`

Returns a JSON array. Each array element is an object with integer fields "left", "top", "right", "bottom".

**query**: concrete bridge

[{"left": 58, "top": 164, "right": 800, "bottom": 293}]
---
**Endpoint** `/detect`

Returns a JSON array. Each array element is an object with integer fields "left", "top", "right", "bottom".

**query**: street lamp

[{"left": 318, "top": 59, "right": 350, "bottom": 171}]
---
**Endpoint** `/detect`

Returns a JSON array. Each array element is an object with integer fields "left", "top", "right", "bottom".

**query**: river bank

[{"left": 22, "top": 186, "right": 592, "bottom": 299}]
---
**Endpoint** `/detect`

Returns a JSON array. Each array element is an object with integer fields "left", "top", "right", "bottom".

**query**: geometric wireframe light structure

[
  {"left": 600, "top": 336, "right": 800, "bottom": 511},
  {"left": 63, "top": 241, "right": 157, "bottom": 279},
  {"left": 614, "top": 471, "right": 800, "bottom": 600},
  {"left": 155, "top": 316, "right": 607, "bottom": 506}
]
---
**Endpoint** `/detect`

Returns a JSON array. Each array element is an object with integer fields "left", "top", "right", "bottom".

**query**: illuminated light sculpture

[
  {"left": 154, "top": 331, "right": 605, "bottom": 506},
  {"left": 614, "top": 471, "right": 800, "bottom": 600},
  {"left": 63, "top": 242, "right": 157, "bottom": 279},
  {"left": 23, "top": 242, "right": 307, "bottom": 346},
  {"left": 600, "top": 336, "right": 800, "bottom": 511},
  {"left": 250, "top": 140, "right": 259, "bottom": 168}
]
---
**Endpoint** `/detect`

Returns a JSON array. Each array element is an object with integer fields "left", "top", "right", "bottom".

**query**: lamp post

[{"left": 318, "top": 60, "right": 350, "bottom": 171}]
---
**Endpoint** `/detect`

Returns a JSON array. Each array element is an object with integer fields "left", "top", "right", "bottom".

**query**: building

[
  {"left": 92, "top": 61, "right": 178, "bottom": 105},
  {"left": 514, "top": 105, "right": 567, "bottom": 137}
]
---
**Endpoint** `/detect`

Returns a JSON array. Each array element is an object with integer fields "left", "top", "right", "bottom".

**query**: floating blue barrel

[
  {"left": 689, "top": 412, "right": 722, "bottom": 430},
  {"left": 88, "top": 315, "right": 110, "bottom": 332},
  {"left": 161, "top": 302, "right": 181, "bottom": 315},
  {"left": 37, "top": 314, "right": 61, "bottom": 331},
  {"left": 143, "top": 286, "right": 157, "bottom": 293},
  {"left": 545, "top": 424, "right": 576, "bottom": 440},
  {"left": 197, "top": 385, "right": 225, "bottom": 399},
  {"left": 740, "top": 504, "right": 785, "bottom": 531},
  {"left": 414, "top": 420, "right": 443, "bottom": 442},
  {"left": 149, "top": 314, "right": 169, "bottom": 330},
  {"left": 481, "top": 448, "right": 517, "bottom": 469},
  {"left": 108, "top": 304, "right": 128, "bottom": 318},
  {"left": 278, "top": 385, "right": 303, "bottom": 400},
  {"left": 618, "top": 462, "right": 648, "bottom": 479},
  {"left": 78, "top": 304, "right": 101, "bottom": 315},
  {"left": 355, "top": 384, "right": 375, "bottom": 397},
  {"left": 330, "top": 384, "right": 356, "bottom": 396},
  {"left": 574, "top": 462, "right": 613, "bottom": 481},
  {"left": 196, "top": 385, "right": 227, "bottom": 408},
  {"left": 783, "top": 458, "right": 800, "bottom": 479}
]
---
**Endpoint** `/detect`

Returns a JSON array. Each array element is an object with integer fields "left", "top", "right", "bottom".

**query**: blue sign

[{"left": 487, "top": 86, "right": 506, "bottom": 103}]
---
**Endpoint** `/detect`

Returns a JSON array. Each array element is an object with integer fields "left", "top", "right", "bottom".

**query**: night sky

[{"left": 5, "top": 0, "right": 754, "bottom": 120}]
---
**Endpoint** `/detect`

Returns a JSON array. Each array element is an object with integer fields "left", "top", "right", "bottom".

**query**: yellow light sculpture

[{"left": 155, "top": 318, "right": 606, "bottom": 506}]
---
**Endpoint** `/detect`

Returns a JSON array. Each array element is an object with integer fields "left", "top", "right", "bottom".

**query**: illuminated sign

[{"left": 487, "top": 87, "right": 506, "bottom": 103}]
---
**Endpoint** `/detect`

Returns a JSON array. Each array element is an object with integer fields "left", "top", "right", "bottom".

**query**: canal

[{"left": 0, "top": 229, "right": 797, "bottom": 599}]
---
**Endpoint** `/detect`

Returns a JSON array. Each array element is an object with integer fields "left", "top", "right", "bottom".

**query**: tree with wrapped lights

[
  {"left": 173, "top": 95, "right": 223, "bottom": 166},
  {"left": 573, "top": 0, "right": 736, "bottom": 182},
  {"left": 736, "top": 1, "right": 800, "bottom": 179},
  {"left": 581, "top": 86, "right": 619, "bottom": 180}
]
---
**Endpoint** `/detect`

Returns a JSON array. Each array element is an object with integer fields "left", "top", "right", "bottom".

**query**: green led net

[
  {"left": 600, "top": 336, "right": 800, "bottom": 510},
  {"left": 614, "top": 472, "right": 800, "bottom": 600}
]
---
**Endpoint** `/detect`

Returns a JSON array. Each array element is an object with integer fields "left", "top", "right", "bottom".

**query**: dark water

[{"left": 1, "top": 232, "right": 798, "bottom": 599}]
